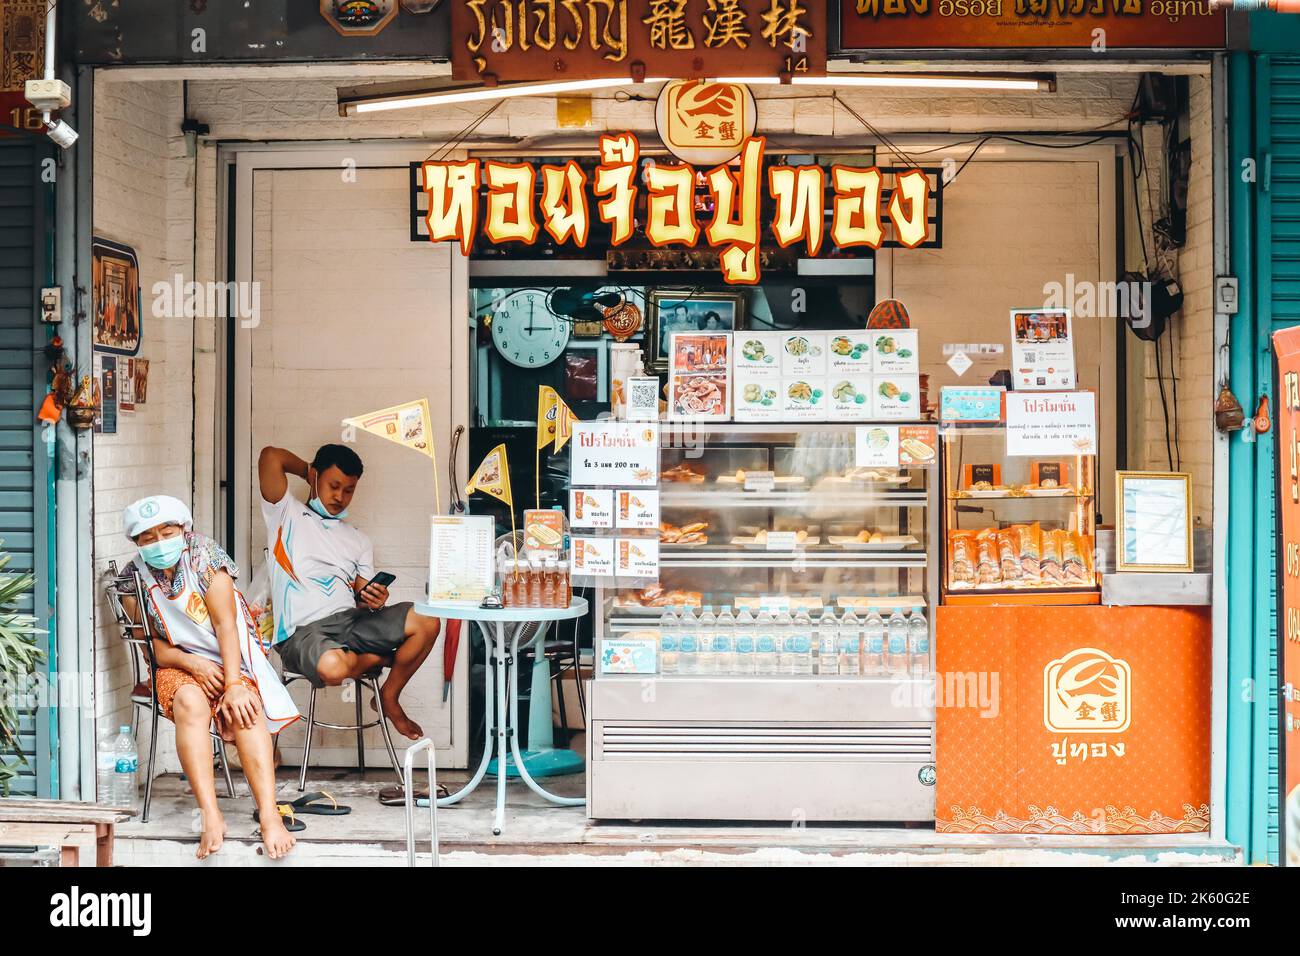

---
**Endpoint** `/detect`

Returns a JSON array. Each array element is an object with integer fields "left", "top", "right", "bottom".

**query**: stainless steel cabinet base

[{"left": 586, "top": 677, "right": 936, "bottom": 823}]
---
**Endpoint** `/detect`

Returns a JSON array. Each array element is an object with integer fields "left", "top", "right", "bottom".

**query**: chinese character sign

[
  {"left": 452, "top": 0, "right": 826, "bottom": 81},
  {"left": 420, "top": 133, "right": 939, "bottom": 284}
]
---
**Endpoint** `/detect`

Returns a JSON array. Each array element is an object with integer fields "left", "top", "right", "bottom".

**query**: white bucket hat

[{"left": 123, "top": 495, "right": 193, "bottom": 539}]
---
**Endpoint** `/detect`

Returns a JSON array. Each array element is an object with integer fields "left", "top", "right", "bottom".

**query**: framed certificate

[{"left": 1115, "top": 471, "right": 1194, "bottom": 572}]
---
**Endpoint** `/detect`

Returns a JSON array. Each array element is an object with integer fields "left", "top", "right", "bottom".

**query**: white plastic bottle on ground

[
  {"left": 713, "top": 605, "right": 736, "bottom": 675},
  {"left": 696, "top": 604, "right": 717, "bottom": 675},
  {"left": 908, "top": 606, "right": 930, "bottom": 676},
  {"left": 887, "top": 607, "right": 909, "bottom": 676},
  {"left": 734, "top": 609, "right": 757, "bottom": 675},
  {"left": 838, "top": 607, "right": 862, "bottom": 676},
  {"left": 678, "top": 605, "right": 699, "bottom": 675},
  {"left": 111, "top": 725, "right": 138, "bottom": 809},
  {"left": 863, "top": 611, "right": 886, "bottom": 675},
  {"left": 659, "top": 606, "right": 679, "bottom": 675},
  {"left": 96, "top": 730, "right": 117, "bottom": 802},
  {"left": 818, "top": 606, "right": 840, "bottom": 676},
  {"left": 791, "top": 607, "right": 815, "bottom": 675}
]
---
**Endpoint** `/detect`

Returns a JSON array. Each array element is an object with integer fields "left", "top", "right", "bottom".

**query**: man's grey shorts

[{"left": 276, "top": 602, "right": 413, "bottom": 687}]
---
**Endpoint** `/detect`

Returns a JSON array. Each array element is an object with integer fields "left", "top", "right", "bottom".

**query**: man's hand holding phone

[{"left": 356, "top": 571, "right": 395, "bottom": 611}]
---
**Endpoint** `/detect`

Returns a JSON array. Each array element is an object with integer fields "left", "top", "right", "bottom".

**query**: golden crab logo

[{"left": 1043, "top": 647, "right": 1131, "bottom": 734}]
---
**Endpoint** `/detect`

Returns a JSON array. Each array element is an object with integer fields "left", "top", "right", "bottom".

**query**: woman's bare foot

[
  {"left": 259, "top": 815, "right": 296, "bottom": 860},
  {"left": 379, "top": 688, "right": 423, "bottom": 739},
  {"left": 197, "top": 812, "right": 227, "bottom": 860}
]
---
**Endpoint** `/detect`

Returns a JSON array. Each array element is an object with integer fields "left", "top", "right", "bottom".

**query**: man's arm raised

[{"left": 258, "top": 446, "right": 309, "bottom": 504}]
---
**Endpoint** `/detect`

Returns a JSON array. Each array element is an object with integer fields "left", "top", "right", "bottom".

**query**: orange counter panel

[{"left": 935, "top": 605, "right": 1211, "bottom": 835}]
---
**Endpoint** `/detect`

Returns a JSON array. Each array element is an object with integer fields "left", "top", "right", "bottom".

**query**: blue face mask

[
  {"left": 308, "top": 476, "right": 347, "bottom": 521},
  {"left": 138, "top": 535, "right": 186, "bottom": 570}
]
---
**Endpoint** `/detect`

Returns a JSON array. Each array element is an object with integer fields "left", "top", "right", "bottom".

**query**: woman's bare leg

[
  {"left": 231, "top": 720, "right": 295, "bottom": 859},
  {"left": 172, "top": 684, "right": 226, "bottom": 860}
]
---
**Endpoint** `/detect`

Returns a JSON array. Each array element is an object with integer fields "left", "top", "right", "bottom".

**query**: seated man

[{"left": 258, "top": 443, "right": 440, "bottom": 739}]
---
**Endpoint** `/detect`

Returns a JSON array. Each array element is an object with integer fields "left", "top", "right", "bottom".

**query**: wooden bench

[{"left": 0, "top": 800, "right": 136, "bottom": 867}]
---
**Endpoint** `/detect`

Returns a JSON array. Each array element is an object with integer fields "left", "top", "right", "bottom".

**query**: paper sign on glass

[
  {"left": 1010, "top": 308, "right": 1076, "bottom": 390},
  {"left": 855, "top": 425, "right": 899, "bottom": 468},
  {"left": 570, "top": 489, "right": 615, "bottom": 529},
  {"left": 617, "top": 537, "right": 660, "bottom": 578},
  {"left": 570, "top": 535, "right": 615, "bottom": 577},
  {"left": 428, "top": 515, "right": 495, "bottom": 603},
  {"left": 616, "top": 489, "right": 660, "bottom": 529},
  {"left": 570, "top": 421, "right": 660, "bottom": 487},
  {"left": 1005, "top": 391, "right": 1096, "bottom": 457}
]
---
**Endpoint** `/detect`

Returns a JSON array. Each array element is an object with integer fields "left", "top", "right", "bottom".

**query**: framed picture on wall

[
  {"left": 1115, "top": 471, "right": 1194, "bottom": 573},
  {"left": 647, "top": 290, "right": 744, "bottom": 372},
  {"left": 92, "top": 237, "right": 142, "bottom": 356}
]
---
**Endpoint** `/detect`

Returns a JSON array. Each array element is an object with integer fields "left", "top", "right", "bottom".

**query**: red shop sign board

[
  {"left": 1274, "top": 325, "right": 1300, "bottom": 865},
  {"left": 451, "top": 0, "right": 827, "bottom": 82},
  {"left": 839, "top": 0, "right": 1226, "bottom": 50}
]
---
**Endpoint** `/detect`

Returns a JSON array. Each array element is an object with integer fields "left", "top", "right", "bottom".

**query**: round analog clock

[{"left": 490, "top": 290, "right": 571, "bottom": 368}]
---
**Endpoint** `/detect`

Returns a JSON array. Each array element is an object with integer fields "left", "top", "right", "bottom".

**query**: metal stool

[{"left": 281, "top": 668, "right": 404, "bottom": 791}]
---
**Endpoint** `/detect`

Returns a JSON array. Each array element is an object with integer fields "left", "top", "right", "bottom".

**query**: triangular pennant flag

[
  {"left": 342, "top": 399, "right": 435, "bottom": 460},
  {"left": 552, "top": 394, "right": 579, "bottom": 453},
  {"left": 465, "top": 443, "right": 513, "bottom": 508},
  {"left": 537, "top": 386, "right": 560, "bottom": 451}
]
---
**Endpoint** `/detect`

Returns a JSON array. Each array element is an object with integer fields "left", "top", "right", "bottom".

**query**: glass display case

[
  {"left": 586, "top": 423, "right": 940, "bottom": 823},
  {"left": 940, "top": 424, "right": 1099, "bottom": 605}
]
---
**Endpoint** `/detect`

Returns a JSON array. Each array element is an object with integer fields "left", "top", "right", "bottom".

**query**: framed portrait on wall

[
  {"left": 92, "top": 237, "right": 142, "bottom": 356},
  {"left": 647, "top": 290, "right": 744, "bottom": 372}
]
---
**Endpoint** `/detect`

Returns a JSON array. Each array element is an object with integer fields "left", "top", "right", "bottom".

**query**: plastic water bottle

[
  {"left": 754, "top": 610, "right": 778, "bottom": 674},
  {"left": 96, "top": 730, "right": 118, "bottom": 803},
  {"left": 790, "top": 608, "right": 814, "bottom": 675},
  {"left": 773, "top": 608, "right": 794, "bottom": 674},
  {"left": 863, "top": 611, "right": 886, "bottom": 675},
  {"left": 887, "top": 608, "right": 909, "bottom": 676},
  {"left": 696, "top": 604, "right": 717, "bottom": 675},
  {"left": 678, "top": 606, "right": 699, "bottom": 675},
  {"left": 659, "top": 606, "right": 679, "bottom": 675},
  {"left": 713, "top": 605, "right": 736, "bottom": 675},
  {"left": 818, "top": 607, "right": 840, "bottom": 676},
  {"left": 111, "top": 725, "right": 138, "bottom": 809},
  {"left": 734, "top": 609, "right": 757, "bottom": 675},
  {"left": 839, "top": 607, "right": 862, "bottom": 676},
  {"left": 908, "top": 606, "right": 930, "bottom": 676}
]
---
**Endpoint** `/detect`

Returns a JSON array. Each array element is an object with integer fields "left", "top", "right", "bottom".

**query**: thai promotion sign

[
  {"left": 1004, "top": 390, "right": 1096, "bottom": 457},
  {"left": 839, "top": 0, "right": 1226, "bottom": 50},
  {"left": 569, "top": 421, "right": 660, "bottom": 486},
  {"left": 451, "top": 0, "right": 827, "bottom": 82}
]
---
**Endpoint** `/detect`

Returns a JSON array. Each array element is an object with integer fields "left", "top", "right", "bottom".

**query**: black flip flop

[
  {"left": 289, "top": 790, "right": 351, "bottom": 815},
  {"left": 253, "top": 804, "right": 306, "bottom": 832},
  {"left": 378, "top": 784, "right": 449, "bottom": 806}
]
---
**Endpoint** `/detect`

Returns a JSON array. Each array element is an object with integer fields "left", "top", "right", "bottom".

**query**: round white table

[{"left": 415, "top": 598, "right": 588, "bottom": 837}]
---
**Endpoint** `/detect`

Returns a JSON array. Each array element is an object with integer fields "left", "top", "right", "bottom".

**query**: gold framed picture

[{"left": 1115, "top": 471, "right": 1194, "bottom": 573}]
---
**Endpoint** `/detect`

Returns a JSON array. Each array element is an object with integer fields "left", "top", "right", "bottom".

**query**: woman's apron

[{"left": 135, "top": 551, "right": 300, "bottom": 734}]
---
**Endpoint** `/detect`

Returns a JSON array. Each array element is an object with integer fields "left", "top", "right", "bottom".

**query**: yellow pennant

[
  {"left": 343, "top": 399, "right": 435, "bottom": 461},
  {"left": 537, "top": 386, "right": 560, "bottom": 452},
  {"left": 465, "top": 443, "right": 513, "bottom": 508},
  {"left": 553, "top": 394, "right": 579, "bottom": 453}
]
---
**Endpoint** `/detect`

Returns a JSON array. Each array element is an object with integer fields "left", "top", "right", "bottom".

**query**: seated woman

[{"left": 122, "top": 495, "right": 300, "bottom": 860}]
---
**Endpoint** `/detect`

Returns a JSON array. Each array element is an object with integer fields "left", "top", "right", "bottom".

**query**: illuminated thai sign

[{"left": 418, "top": 133, "right": 937, "bottom": 284}]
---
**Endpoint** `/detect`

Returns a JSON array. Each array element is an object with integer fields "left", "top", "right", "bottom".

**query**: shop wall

[{"left": 91, "top": 77, "right": 194, "bottom": 772}]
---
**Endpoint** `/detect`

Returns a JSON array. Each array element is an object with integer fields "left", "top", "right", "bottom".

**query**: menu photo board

[{"left": 1274, "top": 325, "right": 1300, "bottom": 866}]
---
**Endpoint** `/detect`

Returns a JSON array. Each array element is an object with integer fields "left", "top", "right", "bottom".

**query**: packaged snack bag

[
  {"left": 974, "top": 528, "right": 1000, "bottom": 587},
  {"left": 949, "top": 531, "right": 977, "bottom": 589},
  {"left": 1065, "top": 531, "right": 1095, "bottom": 585},
  {"left": 996, "top": 529, "right": 1022, "bottom": 582},
  {"left": 1014, "top": 523, "right": 1042, "bottom": 585},
  {"left": 1040, "top": 529, "right": 1066, "bottom": 585}
]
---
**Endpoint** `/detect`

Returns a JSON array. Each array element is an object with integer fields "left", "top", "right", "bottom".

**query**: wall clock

[{"left": 490, "top": 290, "right": 572, "bottom": 368}]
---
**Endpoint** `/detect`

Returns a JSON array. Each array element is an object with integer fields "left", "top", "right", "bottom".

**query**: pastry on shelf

[{"left": 662, "top": 463, "right": 707, "bottom": 483}]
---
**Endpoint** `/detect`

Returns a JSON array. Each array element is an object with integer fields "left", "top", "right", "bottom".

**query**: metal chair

[
  {"left": 279, "top": 667, "right": 404, "bottom": 792},
  {"left": 103, "top": 562, "right": 236, "bottom": 824}
]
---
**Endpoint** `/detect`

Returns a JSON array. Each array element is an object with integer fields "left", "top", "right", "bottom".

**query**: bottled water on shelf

[
  {"left": 754, "top": 610, "right": 778, "bottom": 675},
  {"left": 678, "top": 606, "right": 699, "bottom": 675},
  {"left": 790, "top": 608, "right": 815, "bottom": 675},
  {"left": 863, "top": 611, "right": 886, "bottom": 675},
  {"left": 818, "top": 606, "right": 840, "bottom": 676},
  {"left": 110, "top": 725, "right": 138, "bottom": 810},
  {"left": 774, "top": 608, "right": 794, "bottom": 674},
  {"left": 734, "top": 609, "right": 757, "bottom": 676},
  {"left": 696, "top": 604, "right": 717, "bottom": 676},
  {"left": 908, "top": 606, "right": 930, "bottom": 677},
  {"left": 887, "top": 608, "right": 909, "bottom": 676},
  {"left": 713, "top": 605, "right": 736, "bottom": 675},
  {"left": 838, "top": 606, "right": 862, "bottom": 677},
  {"left": 659, "top": 606, "right": 679, "bottom": 675}
]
